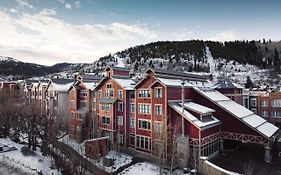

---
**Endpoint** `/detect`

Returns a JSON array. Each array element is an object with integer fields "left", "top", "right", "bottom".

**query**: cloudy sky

[{"left": 0, "top": 0, "right": 281, "bottom": 65}]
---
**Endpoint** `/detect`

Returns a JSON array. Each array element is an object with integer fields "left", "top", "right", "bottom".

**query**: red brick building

[
  {"left": 68, "top": 76, "right": 101, "bottom": 141},
  {"left": 68, "top": 67, "right": 280, "bottom": 167},
  {"left": 94, "top": 67, "right": 136, "bottom": 150}
]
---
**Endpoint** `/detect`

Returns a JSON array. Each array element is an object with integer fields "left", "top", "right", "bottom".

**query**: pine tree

[{"left": 245, "top": 76, "right": 253, "bottom": 89}]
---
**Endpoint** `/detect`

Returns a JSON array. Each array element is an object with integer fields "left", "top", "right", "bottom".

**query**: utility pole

[{"left": 181, "top": 80, "right": 185, "bottom": 136}]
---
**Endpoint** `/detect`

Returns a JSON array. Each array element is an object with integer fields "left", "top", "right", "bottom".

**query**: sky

[{"left": 0, "top": 0, "right": 281, "bottom": 66}]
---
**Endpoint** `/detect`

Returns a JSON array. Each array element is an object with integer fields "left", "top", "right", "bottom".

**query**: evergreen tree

[{"left": 245, "top": 76, "right": 254, "bottom": 89}]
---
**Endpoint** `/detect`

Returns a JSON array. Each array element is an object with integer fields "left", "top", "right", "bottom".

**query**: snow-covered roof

[
  {"left": 52, "top": 82, "right": 73, "bottom": 92},
  {"left": 181, "top": 102, "right": 215, "bottom": 114},
  {"left": 194, "top": 87, "right": 279, "bottom": 139},
  {"left": 157, "top": 77, "right": 191, "bottom": 87},
  {"left": 83, "top": 82, "right": 97, "bottom": 90},
  {"left": 114, "top": 78, "right": 136, "bottom": 90},
  {"left": 169, "top": 102, "right": 221, "bottom": 130}
]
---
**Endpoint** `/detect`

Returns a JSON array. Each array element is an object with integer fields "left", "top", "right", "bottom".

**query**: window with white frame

[
  {"left": 130, "top": 118, "right": 135, "bottom": 128},
  {"left": 155, "top": 122, "right": 162, "bottom": 133},
  {"left": 118, "top": 90, "right": 123, "bottom": 99},
  {"left": 155, "top": 104, "right": 162, "bottom": 115},
  {"left": 261, "top": 100, "right": 268, "bottom": 107},
  {"left": 98, "top": 90, "right": 102, "bottom": 98},
  {"left": 101, "top": 116, "right": 110, "bottom": 125},
  {"left": 136, "top": 135, "right": 151, "bottom": 150},
  {"left": 138, "top": 120, "right": 151, "bottom": 130},
  {"left": 271, "top": 99, "right": 281, "bottom": 107},
  {"left": 101, "top": 103, "right": 110, "bottom": 111},
  {"left": 105, "top": 89, "right": 114, "bottom": 97},
  {"left": 130, "top": 103, "right": 135, "bottom": 112},
  {"left": 118, "top": 116, "right": 123, "bottom": 126},
  {"left": 272, "top": 111, "right": 281, "bottom": 118},
  {"left": 138, "top": 89, "right": 151, "bottom": 98},
  {"left": 117, "top": 102, "right": 123, "bottom": 112},
  {"left": 261, "top": 111, "right": 268, "bottom": 117},
  {"left": 250, "top": 98, "right": 257, "bottom": 107},
  {"left": 155, "top": 88, "right": 162, "bottom": 98},
  {"left": 80, "top": 89, "right": 87, "bottom": 97},
  {"left": 70, "top": 100, "right": 75, "bottom": 109},
  {"left": 138, "top": 104, "right": 151, "bottom": 114}
]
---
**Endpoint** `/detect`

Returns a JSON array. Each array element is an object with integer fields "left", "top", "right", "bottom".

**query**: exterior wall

[
  {"left": 95, "top": 77, "right": 132, "bottom": 149},
  {"left": 85, "top": 138, "right": 109, "bottom": 159}
]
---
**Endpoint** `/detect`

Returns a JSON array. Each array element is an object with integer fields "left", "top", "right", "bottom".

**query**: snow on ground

[
  {"left": 206, "top": 46, "right": 215, "bottom": 75},
  {"left": 118, "top": 162, "right": 190, "bottom": 175},
  {"left": 0, "top": 138, "right": 60, "bottom": 175},
  {"left": 116, "top": 56, "right": 125, "bottom": 68},
  {"left": 95, "top": 150, "right": 132, "bottom": 173}
]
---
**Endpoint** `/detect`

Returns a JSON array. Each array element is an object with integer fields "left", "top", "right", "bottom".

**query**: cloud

[
  {"left": 207, "top": 31, "right": 238, "bottom": 41},
  {"left": 65, "top": 3, "right": 72, "bottom": 9},
  {"left": 74, "top": 1, "right": 81, "bottom": 8},
  {"left": 0, "top": 9, "right": 157, "bottom": 65},
  {"left": 16, "top": 0, "right": 33, "bottom": 9},
  {"left": 57, "top": 0, "right": 80, "bottom": 9}
]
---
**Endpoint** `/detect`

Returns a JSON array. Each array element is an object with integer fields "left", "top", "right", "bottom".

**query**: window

[
  {"left": 155, "top": 122, "right": 162, "bottom": 133},
  {"left": 101, "top": 116, "right": 110, "bottom": 125},
  {"left": 130, "top": 91, "right": 135, "bottom": 99},
  {"left": 80, "top": 100, "right": 87, "bottom": 109},
  {"left": 271, "top": 99, "right": 281, "bottom": 107},
  {"left": 272, "top": 111, "right": 281, "bottom": 118},
  {"left": 117, "top": 102, "right": 123, "bottom": 112},
  {"left": 138, "top": 104, "right": 151, "bottom": 114},
  {"left": 98, "top": 90, "right": 102, "bottom": 98},
  {"left": 105, "top": 84, "right": 114, "bottom": 97},
  {"left": 129, "top": 135, "right": 135, "bottom": 146},
  {"left": 138, "top": 89, "right": 151, "bottom": 98},
  {"left": 138, "top": 120, "right": 151, "bottom": 130},
  {"left": 136, "top": 135, "right": 151, "bottom": 150},
  {"left": 117, "top": 134, "right": 123, "bottom": 144},
  {"left": 155, "top": 88, "right": 162, "bottom": 98},
  {"left": 118, "top": 116, "right": 123, "bottom": 126},
  {"left": 101, "top": 103, "right": 110, "bottom": 111},
  {"left": 261, "top": 111, "right": 268, "bottom": 117},
  {"left": 80, "top": 89, "right": 87, "bottom": 97},
  {"left": 155, "top": 104, "right": 162, "bottom": 115},
  {"left": 130, "top": 118, "right": 135, "bottom": 128},
  {"left": 261, "top": 100, "right": 268, "bottom": 107},
  {"left": 250, "top": 98, "right": 257, "bottom": 107},
  {"left": 105, "top": 89, "right": 114, "bottom": 97},
  {"left": 130, "top": 103, "right": 135, "bottom": 112},
  {"left": 70, "top": 100, "right": 75, "bottom": 109},
  {"left": 201, "top": 114, "right": 212, "bottom": 122},
  {"left": 118, "top": 90, "right": 123, "bottom": 99}
]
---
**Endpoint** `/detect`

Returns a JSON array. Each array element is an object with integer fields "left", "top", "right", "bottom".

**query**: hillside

[
  {"left": 0, "top": 56, "right": 89, "bottom": 78},
  {"left": 82, "top": 40, "right": 281, "bottom": 86}
]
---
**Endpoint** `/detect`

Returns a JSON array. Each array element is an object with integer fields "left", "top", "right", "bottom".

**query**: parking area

[{"left": 209, "top": 142, "right": 281, "bottom": 175}]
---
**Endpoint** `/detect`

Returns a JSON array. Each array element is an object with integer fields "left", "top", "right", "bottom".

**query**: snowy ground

[
  {"left": 118, "top": 162, "right": 190, "bottom": 175},
  {"left": 0, "top": 138, "right": 60, "bottom": 175},
  {"left": 94, "top": 150, "right": 133, "bottom": 173}
]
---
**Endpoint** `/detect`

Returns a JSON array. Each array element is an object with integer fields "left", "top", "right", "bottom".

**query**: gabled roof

[
  {"left": 78, "top": 74, "right": 103, "bottom": 82},
  {"left": 48, "top": 78, "right": 74, "bottom": 92},
  {"left": 114, "top": 78, "right": 137, "bottom": 90},
  {"left": 169, "top": 101, "right": 221, "bottom": 130},
  {"left": 194, "top": 87, "right": 279, "bottom": 139}
]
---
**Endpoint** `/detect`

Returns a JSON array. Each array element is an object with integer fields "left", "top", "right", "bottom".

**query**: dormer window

[
  {"left": 138, "top": 89, "right": 151, "bottom": 98},
  {"left": 201, "top": 114, "right": 212, "bottom": 122},
  {"left": 105, "top": 83, "right": 114, "bottom": 97}
]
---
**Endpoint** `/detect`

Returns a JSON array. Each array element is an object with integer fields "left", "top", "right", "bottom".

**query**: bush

[{"left": 21, "top": 146, "right": 35, "bottom": 156}]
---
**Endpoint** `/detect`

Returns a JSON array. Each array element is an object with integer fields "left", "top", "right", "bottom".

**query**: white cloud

[
  {"left": 10, "top": 8, "right": 18, "bottom": 13},
  {"left": 65, "top": 3, "right": 72, "bottom": 10},
  {"left": 16, "top": 0, "right": 33, "bottom": 9},
  {"left": 207, "top": 31, "right": 238, "bottom": 41},
  {"left": 0, "top": 9, "right": 157, "bottom": 65},
  {"left": 74, "top": 1, "right": 81, "bottom": 8}
]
